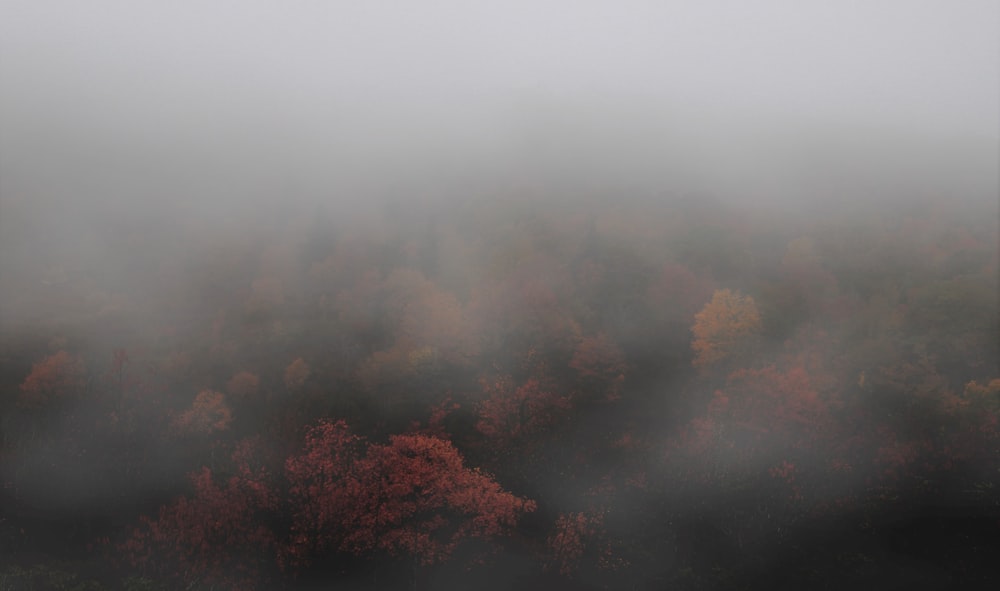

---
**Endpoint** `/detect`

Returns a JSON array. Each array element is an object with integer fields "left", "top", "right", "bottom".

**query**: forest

[
  {"left": 0, "top": 188, "right": 997, "bottom": 590},
  {"left": 2, "top": 2, "right": 998, "bottom": 589}
]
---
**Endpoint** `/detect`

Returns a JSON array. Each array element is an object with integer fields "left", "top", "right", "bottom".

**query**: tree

[
  {"left": 284, "top": 358, "right": 310, "bottom": 392},
  {"left": 355, "top": 270, "right": 478, "bottom": 412},
  {"left": 645, "top": 261, "right": 716, "bottom": 326},
  {"left": 962, "top": 378, "right": 1000, "bottom": 404},
  {"left": 476, "top": 374, "right": 571, "bottom": 447},
  {"left": 227, "top": 371, "right": 260, "bottom": 400},
  {"left": 569, "top": 333, "right": 629, "bottom": 401},
  {"left": 545, "top": 511, "right": 604, "bottom": 577},
  {"left": 283, "top": 420, "right": 536, "bottom": 570},
  {"left": 691, "top": 289, "right": 762, "bottom": 370},
  {"left": 18, "top": 350, "right": 86, "bottom": 409},
  {"left": 937, "top": 378, "right": 1000, "bottom": 469},
  {"left": 282, "top": 419, "right": 363, "bottom": 568},
  {"left": 393, "top": 275, "right": 477, "bottom": 367},
  {"left": 722, "top": 365, "right": 829, "bottom": 442},
  {"left": 345, "top": 434, "right": 536, "bottom": 566},
  {"left": 120, "top": 440, "right": 278, "bottom": 590},
  {"left": 170, "top": 390, "right": 233, "bottom": 436},
  {"left": 466, "top": 253, "right": 582, "bottom": 371}
]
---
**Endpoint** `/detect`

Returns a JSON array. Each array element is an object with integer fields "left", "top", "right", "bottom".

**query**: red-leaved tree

[
  {"left": 569, "top": 332, "right": 629, "bottom": 401},
  {"left": 476, "top": 374, "right": 571, "bottom": 448},
  {"left": 120, "top": 439, "right": 278, "bottom": 590},
  {"left": 284, "top": 420, "right": 536, "bottom": 570}
]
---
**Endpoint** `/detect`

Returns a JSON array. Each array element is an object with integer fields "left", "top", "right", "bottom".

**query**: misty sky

[{"left": 1, "top": 0, "right": 997, "bottom": 215}]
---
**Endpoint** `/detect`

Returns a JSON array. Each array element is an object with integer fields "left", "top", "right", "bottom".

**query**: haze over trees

[{"left": 1, "top": 1, "right": 998, "bottom": 590}]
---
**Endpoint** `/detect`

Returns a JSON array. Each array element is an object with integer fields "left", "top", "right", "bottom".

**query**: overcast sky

[{"left": 1, "top": 0, "right": 997, "bottom": 214}]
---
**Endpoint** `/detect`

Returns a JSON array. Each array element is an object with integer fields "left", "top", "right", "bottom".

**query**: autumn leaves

[
  {"left": 285, "top": 422, "right": 535, "bottom": 567},
  {"left": 6, "top": 197, "right": 997, "bottom": 589},
  {"left": 690, "top": 288, "right": 761, "bottom": 371},
  {"left": 122, "top": 419, "right": 536, "bottom": 587},
  {"left": 17, "top": 350, "right": 86, "bottom": 409}
]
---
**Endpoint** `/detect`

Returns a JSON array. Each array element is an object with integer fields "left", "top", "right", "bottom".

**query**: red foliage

[
  {"left": 570, "top": 333, "right": 629, "bottom": 401},
  {"left": 121, "top": 440, "right": 278, "bottom": 590},
  {"left": 666, "top": 363, "right": 833, "bottom": 492},
  {"left": 545, "top": 511, "right": 605, "bottom": 577},
  {"left": 645, "top": 261, "right": 716, "bottom": 324},
  {"left": 282, "top": 419, "right": 363, "bottom": 568},
  {"left": 283, "top": 420, "right": 536, "bottom": 569},
  {"left": 476, "top": 374, "right": 571, "bottom": 444},
  {"left": 344, "top": 434, "right": 536, "bottom": 565},
  {"left": 724, "top": 365, "right": 828, "bottom": 435},
  {"left": 415, "top": 396, "right": 460, "bottom": 439},
  {"left": 465, "top": 254, "right": 581, "bottom": 367}
]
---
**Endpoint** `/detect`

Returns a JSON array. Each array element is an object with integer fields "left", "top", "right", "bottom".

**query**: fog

[
  {"left": 3, "top": 1, "right": 996, "bottom": 303},
  {"left": 0, "top": 2, "right": 998, "bottom": 589},
  {"left": 3, "top": 1, "right": 997, "bottom": 212}
]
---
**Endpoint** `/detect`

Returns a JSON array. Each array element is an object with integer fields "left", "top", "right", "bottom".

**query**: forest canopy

[{"left": 1, "top": 1, "right": 997, "bottom": 590}]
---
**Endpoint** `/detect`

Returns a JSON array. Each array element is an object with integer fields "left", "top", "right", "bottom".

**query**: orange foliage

[
  {"left": 284, "top": 358, "right": 310, "bottom": 391},
  {"left": 227, "top": 371, "right": 260, "bottom": 400},
  {"left": 570, "top": 332, "right": 628, "bottom": 381},
  {"left": 171, "top": 390, "right": 233, "bottom": 435},
  {"left": 18, "top": 350, "right": 86, "bottom": 408},
  {"left": 383, "top": 268, "right": 477, "bottom": 366},
  {"left": 963, "top": 378, "right": 1000, "bottom": 402},
  {"left": 725, "top": 365, "right": 828, "bottom": 431},
  {"left": 691, "top": 289, "right": 761, "bottom": 369}
]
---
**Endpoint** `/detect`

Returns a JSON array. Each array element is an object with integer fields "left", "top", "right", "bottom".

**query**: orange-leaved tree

[
  {"left": 226, "top": 371, "right": 260, "bottom": 400},
  {"left": 170, "top": 390, "right": 233, "bottom": 435},
  {"left": 691, "top": 289, "right": 761, "bottom": 370},
  {"left": 284, "top": 358, "right": 310, "bottom": 392},
  {"left": 18, "top": 350, "right": 86, "bottom": 409}
]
